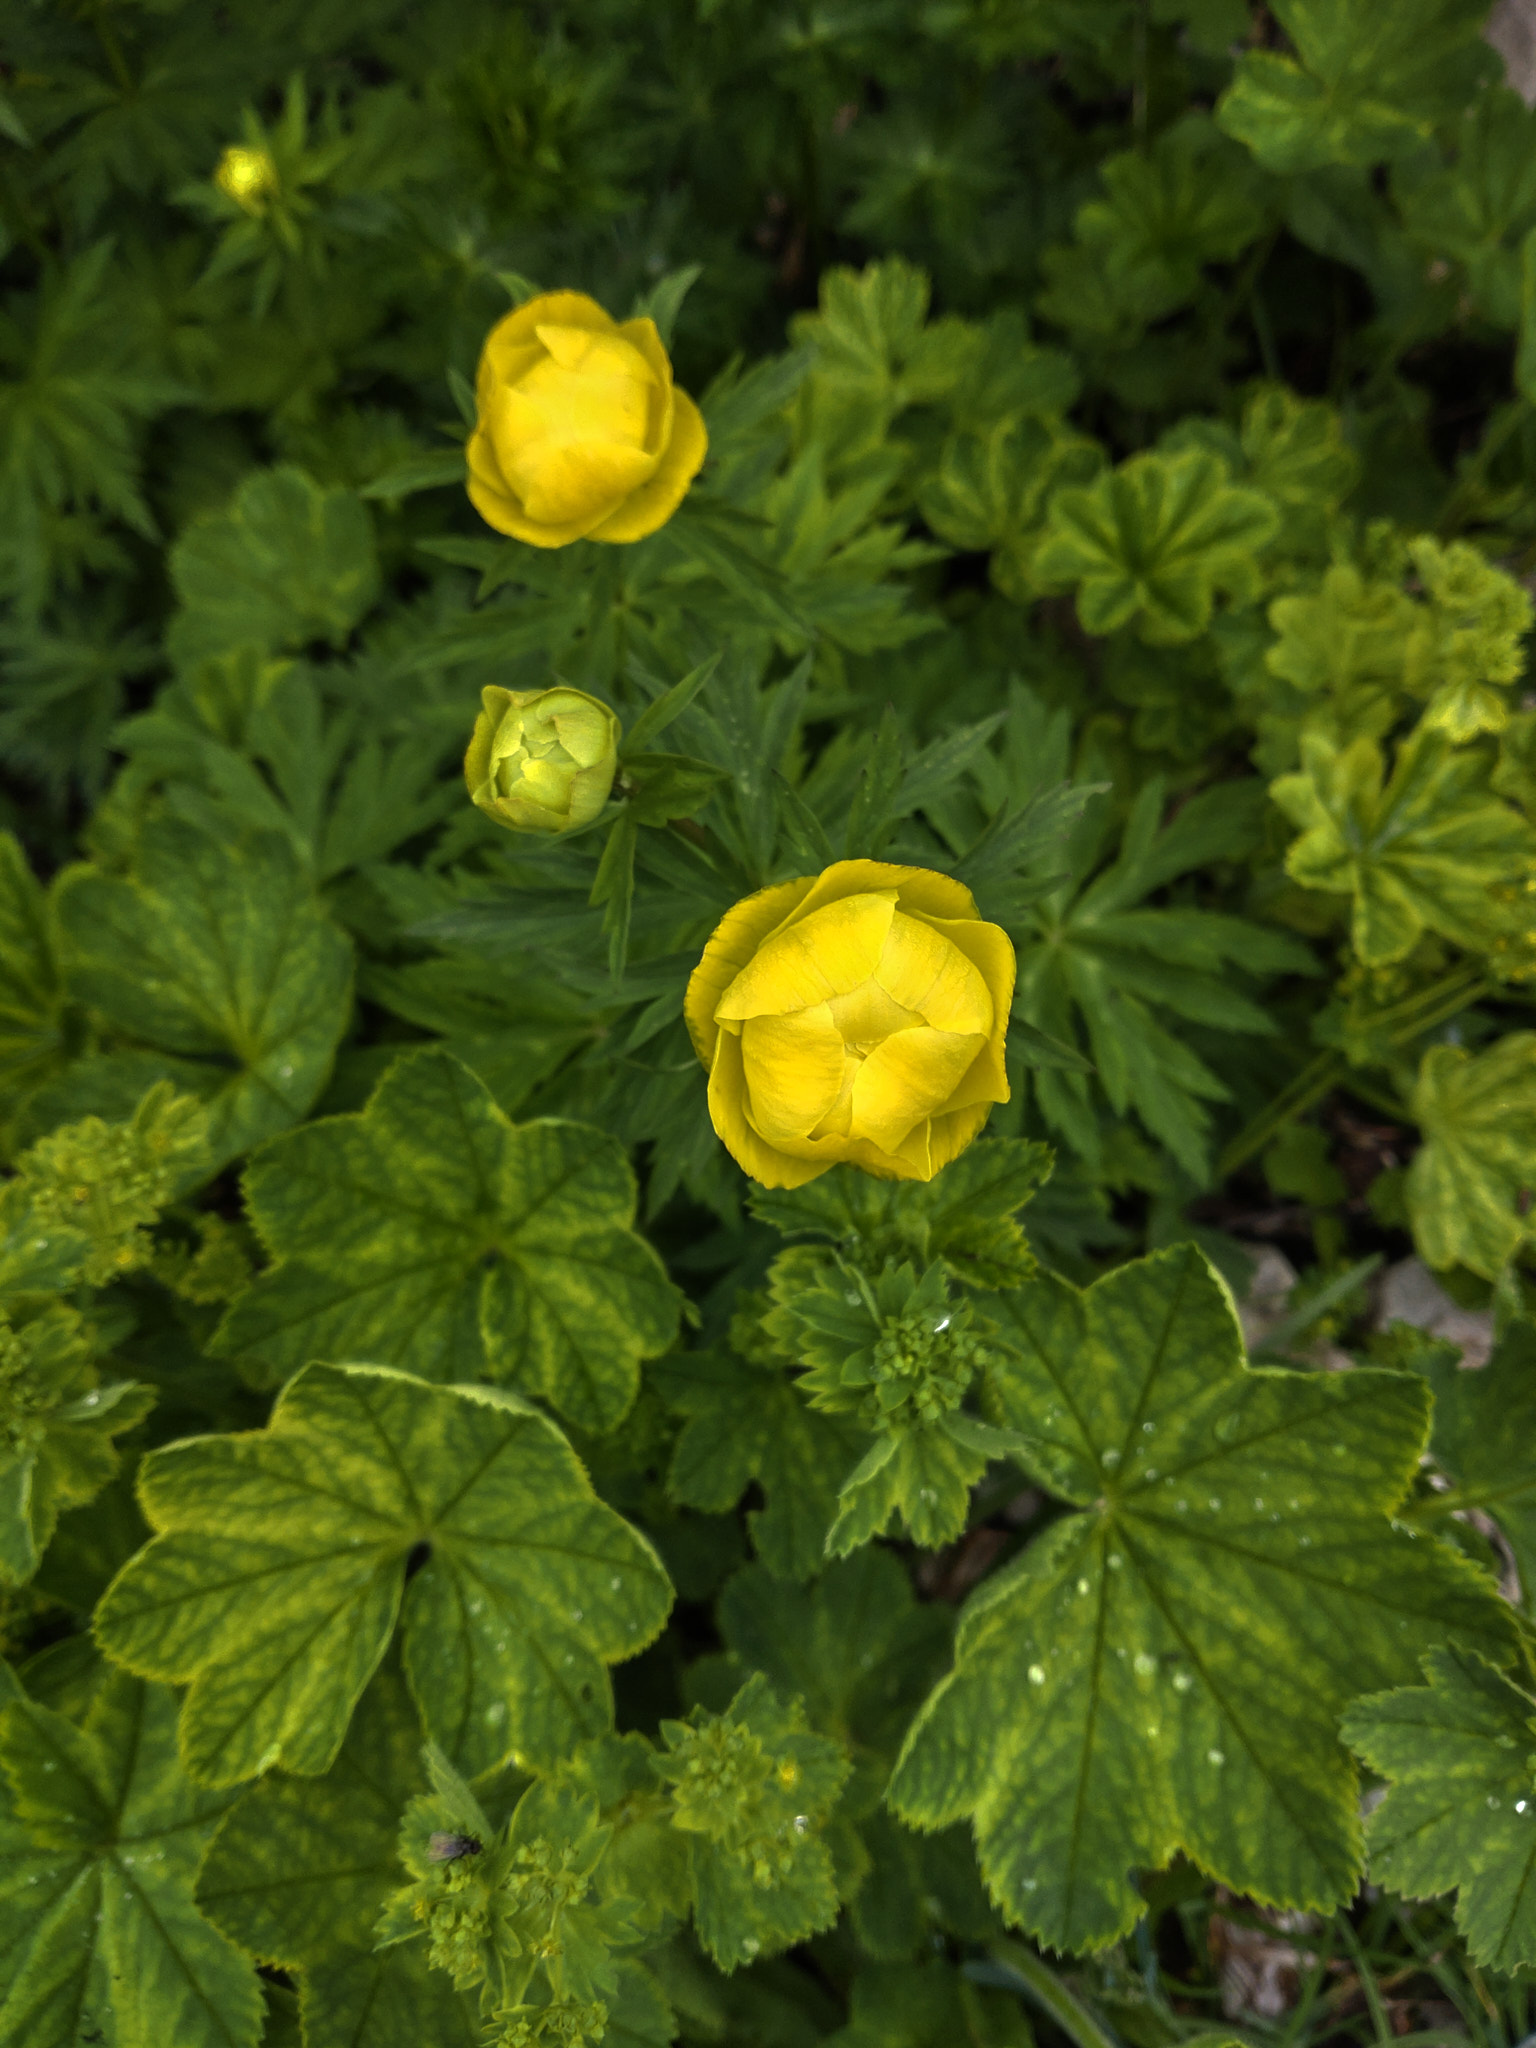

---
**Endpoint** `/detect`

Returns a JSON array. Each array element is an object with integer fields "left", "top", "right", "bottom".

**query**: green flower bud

[{"left": 465, "top": 686, "right": 621, "bottom": 835}]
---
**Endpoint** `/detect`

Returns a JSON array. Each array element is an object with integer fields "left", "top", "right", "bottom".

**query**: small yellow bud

[
  {"left": 464, "top": 684, "right": 621, "bottom": 835},
  {"left": 215, "top": 144, "right": 279, "bottom": 215}
]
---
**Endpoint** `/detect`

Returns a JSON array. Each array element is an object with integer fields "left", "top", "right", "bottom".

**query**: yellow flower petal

[
  {"left": 874, "top": 910, "right": 994, "bottom": 1036},
  {"left": 824, "top": 981, "right": 921, "bottom": 1050},
  {"left": 923, "top": 914, "right": 1016, "bottom": 1110},
  {"left": 588, "top": 389, "right": 708, "bottom": 544},
  {"left": 707, "top": 1030, "right": 827, "bottom": 1189},
  {"left": 716, "top": 892, "right": 898, "bottom": 1023},
  {"left": 739, "top": 1005, "right": 848, "bottom": 1143},
  {"left": 771, "top": 860, "right": 975, "bottom": 935},
  {"left": 849, "top": 1027, "right": 987, "bottom": 1153},
  {"left": 684, "top": 877, "right": 816, "bottom": 1066}
]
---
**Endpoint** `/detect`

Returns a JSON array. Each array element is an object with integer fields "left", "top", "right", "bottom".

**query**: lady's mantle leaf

[
  {"left": 887, "top": 1243, "right": 1518, "bottom": 1955},
  {"left": 212, "top": 1047, "right": 680, "bottom": 1429},
  {"left": 1406, "top": 1035, "right": 1536, "bottom": 1280},
  {"left": 1270, "top": 727, "right": 1536, "bottom": 970},
  {"left": 1033, "top": 448, "right": 1278, "bottom": 644},
  {"left": 196, "top": 1662, "right": 478, "bottom": 2048},
  {"left": 1342, "top": 1646, "right": 1536, "bottom": 1972},
  {"left": 1399, "top": 1316, "right": 1536, "bottom": 1596},
  {"left": 52, "top": 814, "right": 353, "bottom": 1173},
  {"left": 0, "top": 1662, "right": 263, "bottom": 2048},
  {"left": 94, "top": 1363, "right": 673, "bottom": 1785}
]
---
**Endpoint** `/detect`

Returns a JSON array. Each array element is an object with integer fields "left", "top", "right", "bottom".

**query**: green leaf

[
  {"left": 834, "top": 1958, "right": 1033, "bottom": 2048},
  {"left": 717, "top": 1551, "right": 954, "bottom": 1756},
  {"left": 620, "top": 654, "right": 721, "bottom": 757},
  {"left": 196, "top": 1661, "right": 479, "bottom": 2048},
  {"left": 0, "top": 834, "right": 69, "bottom": 1144},
  {"left": 749, "top": 1139, "right": 1053, "bottom": 1292},
  {"left": 1217, "top": 0, "right": 1498, "bottom": 174},
  {"left": 52, "top": 814, "right": 353, "bottom": 1174},
  {"left": 1035, "top": 117, "right": 1267, "bottom": 339},
  {"left": 1400, "top": 1316, "right": 1536, "bottom": 1597},
  {"left": 1406, "top": 1035, "right": 1536, "bottom": 1278},
  {"left": 1271, "top": 726, "right": 1536, "bottom": 969},
  {"left": 0, "top": 1661, "right": 263, "bottom": 2048},
  {"left": 1014, "top": 779, "right": 1314, "bottom": 1179},
  {"left": 1034, "top": 449, "right": 1279, "bottom": 644},
  {"left": 1393, "top": 87, "right": 1536, "bottom": 326},
  {"left": 655, "top": 1673, "right": 850, "bottom": 1972},
  {"left": 887, "top": 1243, "right": 1518, "bottom": 1954},
  {"left": 765, "top": 1256, "right": 1003, "bottom": 1555},
  {"left": 167, "top": 465, "right": 382, "bottom": 667},
  {"left": 0, "top": 1304, "right": 153, "bottom": 1585},
  {"left": 1342, "top": 1646, "right": 1536, "bottom": 1972},
  {"left": 93, "top": 1362, "right": 673, "bottom": 1783},
  {"left": 653, "top": 1343, "right": 862, "bottom": 1582},
  {"left": 212, "top": 1048, "right": 679, "bottom": 1428}
]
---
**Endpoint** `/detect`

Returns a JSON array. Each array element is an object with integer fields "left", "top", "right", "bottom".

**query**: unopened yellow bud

[
  {"left": 464, "top": 685, "right": 621, "bottom": 835},
  {"left": 215, "top": 144, "right": 279, "bottom": 214}
]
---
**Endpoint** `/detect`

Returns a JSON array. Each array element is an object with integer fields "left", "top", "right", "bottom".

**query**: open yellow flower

[
  {"left": 685, "top": 861, "right": 1016, "bottom": 1189},
  {"left": 466, "top": 290, "right": 708, "bottom": 548}
]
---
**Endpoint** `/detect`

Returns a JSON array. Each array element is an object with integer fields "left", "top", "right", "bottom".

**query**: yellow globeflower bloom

[
  {"left": 466, "top": 291, "right": 708, "bottom": 549},
  {"left": 464, "top": 684, "right": 620, "bottom": 835},
  {"left": 685, "top": 861, "right": 1016, "bottom": 1189}
]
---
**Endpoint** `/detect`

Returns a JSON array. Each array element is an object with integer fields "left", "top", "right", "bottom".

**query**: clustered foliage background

[{"left": 4, "top": 3, "right": 1536, "bottom": 2047}]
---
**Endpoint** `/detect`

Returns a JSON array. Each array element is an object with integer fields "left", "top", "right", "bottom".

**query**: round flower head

[
  {"left": 466, "top": 290, "right": 708, "bottom": 548},
  {"left": 685, "top": 861, "right": 1016, "bottom": 1189},
  {"left": 464, "top": 685, "right": 621, "bottom": 835}
]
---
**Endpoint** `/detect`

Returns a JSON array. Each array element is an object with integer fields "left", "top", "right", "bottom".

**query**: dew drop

[
  {"left": 1101, "top": 1448, "right": 1121, "bottom": 1470},
  {"left": 1023, "top": 1878, "right": 1038, "bottom": 1892},
  {"left": 1488, "top": 1795, "right": 1502, "bottom": 1809},
  {"left": 1141, "top": 1421, "right": 1155, "bottom": 1434},
  {"left": 1076, "top": 1577, "right": 1090, "bottom": 1596},
  {"left": 1207, "top": 1748, "right": 1225, "bottom": 1766},
  {"left": 1134, "top": 1653, "right": 1156, "bottom": 1677},
  {"left": 1172, "top": 1670, "right": 1194, "bottom": 1693},
  {"left": 1206, "top": 1498, "right": 1221, "bottom": 1511},
  {"left": 1028, "top": 1664, "right": 1046, "bottom": 1686},
  {"left": 1517, "top": 1800, "right": 1529, "bottom": 1814}
]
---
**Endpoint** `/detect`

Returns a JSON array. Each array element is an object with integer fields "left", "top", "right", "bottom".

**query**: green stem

[
  {"left": 987, "top": 1943, "right": 1121, "bottom": 2048},
  {"left": 1216, "top": 1050, "right": 1345, "bottom": 1181},
  {"left": 1215, "top": 966, "right": 1491, "bottom": 1181},
  {"left": 1337, "top": 1916, "right": 1394, "bottom": 2048},
  {"left": 1436, "top": 401, "right": 1529, "bottom": 539}
]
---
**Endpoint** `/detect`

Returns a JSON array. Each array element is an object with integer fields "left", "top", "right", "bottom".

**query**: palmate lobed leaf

[
  {"left": 887, "top": 1243, "right": 1519, "bottom": 1953},
  {"left": 1033, "top": 447, "right": 1278, "bottom": 645},
  {"left": 1271, "top": 724, "right": 1536, "bottom": 970},
  {"left": 196, "top": 1660, "right": 479, "bottom": 2048},
  {"left": 1399, "top": 1316, "right": 1536, "bottom": 1600},
  {"left": 1406, "top": 1035, "right": 1536, "bottom": 1279},
  {"left": 212, "top": 1047, "right": 680, "bottom": 1429},
  {"left": 1343, "top": 1646, "right": 1536, "bottom": 1972},
  {"left": 1217, "top": 0, "right": 1498, "bottom": 174},
  {"left": 94, "top": 1362, "right": 674, "bottom": 1785},
  {"left": 0, "top": 1657, "right": 263, "bottom": 2048},
  {"left": 50, "top": 813, "right": 353, "bottom": 1174}
]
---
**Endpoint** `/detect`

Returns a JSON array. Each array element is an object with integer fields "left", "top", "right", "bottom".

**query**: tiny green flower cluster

[{"left": 16, "top": 1083, "right": 206, "bottom": 1287}]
